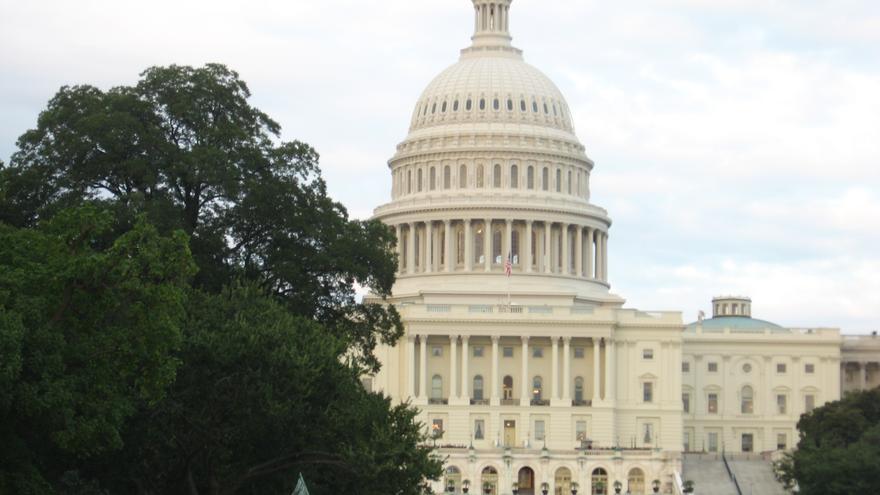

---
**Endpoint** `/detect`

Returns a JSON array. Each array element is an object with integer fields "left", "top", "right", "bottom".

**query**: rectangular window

[
  {"left": 574, "top": 347, "right": 585, "bottom": 359},
  {"left": 682, "top": 393, "right": 690, "bottom": 413},
  {"left": 474, "top": 419, "right": 485, "bottom": 440},
  {"left": 742, "top": 433, "right": 754, "bottom": 453},
  {"left": 534, "top": 420, "right": 545, "bottom": 441},
  {"left": 805, "top": 363, "right": 815, "bottom": 374},
  {"left": 643, "top": 382, "right": 654, "bottom": 403},
  {"left": 432, "top": 419, "right": 444, "bottom": 439},
  {"left": 777, "top": 394, "right": 787, "bottom": 414},
  {"left": 532, "top": 347, "right": 544, "bottom": 358},
  {"left": 682, "top": 362, "right": 690, "bottom": 373},
  {"left": 643, "top": 348, "right": 654, "bottom": 360},
  {"left": 777, "top": 363, "right": 787, "bottom": 373},
  {"left": 503, "top": 346, "right": 514, "bottom": 358},
  {"left": 684, "top": 431, "right": 691, "bottom": 452},
  {"left": 575, "top": 420, "right": 587, "bottom": 441},
  {"left": 473, "top": 346, "right": 484, "bottom": 357},
  {"left": 361, "top": 377, "right": 373, "bottom": 393},
  {"left": 708, "top": 362, "right": 718, "bottom": 372},
  {"left": 708, "top": 393, "right": 718, "bottom": 414},
  {"left": 777, "top": 433, "right": 787, "bottom": 451},
  {"left": 432, "top": 346, "right": 443, "bottom": 357},
  {"left": 708, "top": 432, "right": 719, "bottom": 452},
  {"left": 805, "top": 394, "right": 815, "bottom": 413}
]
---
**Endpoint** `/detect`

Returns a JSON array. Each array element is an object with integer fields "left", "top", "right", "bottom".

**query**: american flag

[{"left": 504, "top": 252, "right": 512, "bottom": 276}]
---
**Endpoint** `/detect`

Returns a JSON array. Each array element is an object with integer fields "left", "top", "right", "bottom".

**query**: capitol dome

[{"left": 373, "top": 0, "right": 620, "bottom": 306}]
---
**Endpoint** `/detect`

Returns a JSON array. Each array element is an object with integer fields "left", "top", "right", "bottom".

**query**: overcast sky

[{"left": 1, "top": 0, "right": 878, "bottom": 333}]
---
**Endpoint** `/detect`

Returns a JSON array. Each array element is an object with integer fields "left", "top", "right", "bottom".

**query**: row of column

[
  {"left": 475, "top": 2, "right": 509, "bottom": 34},
  {"left": 394, "top": 219, "right": 608, "bottom": 281},
  {"left": 407, "top": 335, "right": 615, "bottom": 405},
  {"left": 842, "top": 361, "right": 875, "bottom": 391}
]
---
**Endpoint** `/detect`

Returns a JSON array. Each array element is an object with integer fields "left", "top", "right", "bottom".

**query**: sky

[{"left": 1, "top": 0, "right": 879, "bottom": 333}]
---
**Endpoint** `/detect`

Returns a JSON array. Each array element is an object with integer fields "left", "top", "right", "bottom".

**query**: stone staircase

[
  {"left": 681, "top": 453, "right": 789, "bottom": 495},
  {"left": 682, "top": 453, "right": 739, "bottom": 495}
]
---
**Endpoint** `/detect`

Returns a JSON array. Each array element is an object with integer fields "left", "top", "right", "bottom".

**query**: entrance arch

[
  {"left": 554, "top": 467, "right": 572, "bottom": 495},
  {"left": 517, "top": 466, "right": 536, "bottom": 495},
  {"left": 591, "top": 468, "right": 608, "bottom": 495},
  {"left": 481, "top": 466, "right": 498, "bottom": 495},
  {"left": 627, "top": 468, "right": 645, "bottom": 494}
]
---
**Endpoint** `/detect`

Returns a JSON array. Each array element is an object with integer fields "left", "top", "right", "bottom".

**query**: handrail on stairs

[{"left": 722, "top": 450, "right": 744, "bottom": 495}]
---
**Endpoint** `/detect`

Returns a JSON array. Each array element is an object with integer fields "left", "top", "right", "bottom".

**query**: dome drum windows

[
  {"left": 493, "top": 98, "right": 500, "bottom": 111},
  {"left": 520, "top": 99, "right": 527, "bottom": 112},
  {"left": 510, "top": 164, "right": 519, "bottom": 188},
  {"left": 479, "top": 98, "right": 486, "bottom": 110},
  {"left": 431, "top": 103, "right": 437, "bottom": 114},
  {"left": 453, "top": 100, "right": 459, "bottom": 111},
  {"left": 507, "top": 98, "right": 513, "bottom": 111},
  {"left": 466, "top": 98, "right": 473, "bottom": 111},
  {"left": 441, "top": 101, "right": 447, "bottom": 112}
]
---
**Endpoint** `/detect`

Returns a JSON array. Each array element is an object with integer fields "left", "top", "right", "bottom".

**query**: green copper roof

[{"left": 686, "top": 316, "right": 785, "bottom": 332}]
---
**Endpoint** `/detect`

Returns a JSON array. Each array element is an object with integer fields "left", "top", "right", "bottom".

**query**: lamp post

[
  {"left": 613, "top": 480, "right": 623, "bottom": 494},
  {"left": 483, "top": 481, "right": 493, "bottom": 494},
  {"left": 512, "top": 482, "right": 519, "bottom": 495},
  {"left": 541, "top": 481, "right": 550, "bottom": 495},
  {"left": 462, "top": 479, "right": 470, "bottom": 494},
  {"left": 652, "top": 479, "right": 660, "bottom": 493},
  {"left": 571, "top": 481, "right": 579, "bottom": 495}
]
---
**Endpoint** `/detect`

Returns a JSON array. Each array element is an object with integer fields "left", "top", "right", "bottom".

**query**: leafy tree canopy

[{"left": 776, "top": 389, "right": 880, "bottom": 495}]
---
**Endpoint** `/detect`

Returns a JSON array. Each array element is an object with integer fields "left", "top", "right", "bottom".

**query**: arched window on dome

[
  {"left": 476, "top": 165, "right": 485, "bottom": 188},
  {"left": 553, "top": 103, "right": 558, "bottom": 116},
  {"left": 510, "top": 164, "right": 519, "bottom": 189},
  {"left": 567, "top": 170, "right": 572, "bottom": 194},
  {"left": 511, "top": 230, "right": 520, "bottom": 264},
  {"left": 431, "top": 103, "right": 436, "bottom": 114},
  {"left": 493, "top": 164, "right": 502, "bottom": 188},
  {"left": 493, "top": 98, "right": 500, "bottom": 111},
  {"left": 555, "top": 169, "right": 562, "bottom": 192},
  {"left": 466, "top": 98, "right": 473, "bottom": 111},
  {"left": 507, "top": 98, "right": 513, "bottom": 111},
  {"left": 544, "top": 102, "right": 549, "bottom": 114},
  {"left": 407, "top": 170, "right": 412, "bottom": 194},
  {"left": 441, "top": 101, "right": 447, "bottom": 113},
  {"left": 542, "top": 167, "right": 549, "bottom": 191},
  {"left": 521, "top": 99, "right": 527, "bottom": 112},
  {"left": 417, "top": 168, "right": 423, "bottom": 192},
  {"left": 430, "top": 167, "right": 436, "bottom": 191},
  {"left": 527, "top": 166, "right": 535, "bottom": 189},
  {"left": 453, "top": 100, "right": 459, "bottom": 112},
  {"left": 443, "top": 166, "right": 451, "bottom": 189},
  {"left": 480, "top": 98, "right": 486, "bottom": 111},
  {"left": 459, "top": 164, "right": 468, "bottom": 188},
  {"left": 492, "top": 228, "right": 502, "bottom": 264},
  {"left": 474, "top": 223, "right": 485, "bottom": 264},
  {"left": 532, "top": 101, "right": 539, "bottom": 113}
]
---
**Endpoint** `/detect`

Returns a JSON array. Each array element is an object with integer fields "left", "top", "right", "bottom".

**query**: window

[
  {"left": 429, "top": 167, "right": 436, "bottom": 190},
  {"left": 708, "top": 362, "right": 718, "bottom": 372},
  {"left": 503, "top": 376, "right": 514, "bottom": 400},
  {"left": 493, "top": 164, "right": 501, "bottom": 188},
  {"left": 684, "top": 431, "right": 691, "bottom": 452},
  {"left": 431, "top": 375, "right": 443, "bottom": 399},
  {"left": 741, "top": 386, "right": 754, "bottom": 414},
  {"left": 574, "top": 347, "right": 585, "bottom": 359},
  {"left": 431, "top": 103, "right": 436, "bottom": 114},
  {"left": 708, "top": 432, "right": 719, "bottom": 452},
  {"left": 479, "top": 98, "right": 486, "bottom": 110},
  {"left": 777, "top": 394, "right": 787, "bottom": 414},
  {"left": 777, "top": 363, "right": 787, "bottom": 374},
  {"left": 682, "top": 362, "right": 690, "bottom": 373},
  {"left": 507, "top": 98, "right": 513, "bottom": 111},
  {"left": 474, "top": 419, "right": 485, "bottom": 440},
  {"left": 555, "top": 169, "right": 562, "bottom": 192},
  {"left": 466, "top": 98, "right": 472, "bottom": 111},
  {"left": 643, "top": 349, "right": 654, "bottom": 360},
  {"left": 432, "top": 418, "right": 444, "bottom": 438},
  {"left": 534, "top": 420, "right": 545, "bottom": 441},
  {"left": 459, "top": 164, "right": 467, "bottom": 188},
  {"left": 493, "top": 98, "right": 499, "bottom": 110},
  {"left": 521, "top": 99, "right": 526, "bottom": 112},
  {"left": 503, "top": 346, "right": 513, "bottom": 358},
  {"left": 532, "top": 347, "right": 544, "bottom": 358},
  {"left": 683, "top": 393, "right": 690, "bottom": 413},
  {"left": 708, "top": 393, "right": 718, "bottom": 414},
  {"left": 542, "top": 167, "right": 549, "bottom": 191},
  {"left": 443, "top": 165, "right": 451, "bottom": 189},
  {"left": 742, "top": 433, "right": 754, "bottom": 453},
  {"left": 492, "top": 229, "right": 502, "bottom": 263},
  {"left": 361, "top": 377, "right": 373, "bottom": 393},
  {"left": 473, "top": 375, "right": 484, "bottom": 400},
  {"left": 567, "top": 170, "right": 572, "bottom": 194},
  {"left": 527, "top": 166, "right": 534, "bottom": 189},
  {"left": 532, "top": 101, "right": 538, "bottom": 113},
  {"left": 777, "top": 433, "right": 787, "bottom": 451},
  {"left": 441, "top": 101, "right": 447, "bottom": 112},
  {"left": 643, "top": 382, "right": 653, "bottom": 403},
  {"left": 473, "top": 346, "right": 484, "bottom": 357},
  {"left": 532, "top": 376, "right": 543, "bottom": 401},
  {"left": 510, "top": 164, "right": 519, "bottom": 188},
  {"left": 805, "top": 363, "right": 815, "bottom": 374},
  {"left": 805, "top": 394, "right": 815, "bottom": 413},
  {"left": 742, "top": 363, "right": 752, "bottom": 373},
  {"left": 643, "top": 423, "right": 653, "bottom": 444},
  {"left": 575, "top": 421, "right": 587, "bottom": 441},
  {"left": 432, "top": 346, "right": 443, "bottom": 357},
  {"left": 417, "top": 168, "right": 423, "bottom": 191},
  {"left": 453, "top": 100, "right": 459, "bottom": 111},
  {"left": 574, "top": 377, "right": 584, "bottom": 402}
]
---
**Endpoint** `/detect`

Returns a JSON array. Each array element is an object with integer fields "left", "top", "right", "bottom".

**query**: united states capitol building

[{"left": 366, "top": 2, "right": 879, "bottom": 493}]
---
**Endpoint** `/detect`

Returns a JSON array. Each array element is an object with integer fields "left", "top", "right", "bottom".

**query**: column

[
  {"left": 606, "top": 339, "right": 616, "bottom": 402},
  {"left": 544, "top": 222, "right": 552, "bottom": 273},
  {"left": 602, "top": 232, "right": 609, "bottom": 281},
  {"left": 407, "top": 335, "right": 416, "bottom": 398},
  {"left": 484, "top": 218, "right": 492, "bottom": 272},
  {"left": 425, "top": 221, "right": 433, "bottom": 273},
  {"left": 595, "top": 231, "right": 603, "bottom": 280},
  {"left": 464, "top": 219, "right": 473, "bottom": 272},
  {"left": 449, "top": 335, "right": 458, "bottom": 399},
  {"left": 505, "top": 219, "right": 513, "bottom": 265},
  {"left": 491, "top": 336, "right": 500, "bottom": 405},
  {"left": 396, "top": 224, "right": 404, "bottom": 273},
  {"left": 575, "top": 225, "right": 583, "bottom": 277},
  {"left": 593, "top": 338, "right": 601, "bottom": 403},
  {"left": 520, "top": 336, "right": 530, "bottom": 406},
  {"left": 407, "top": 223, "right": 416, "bottom": 274},
  {"left": 419, "top": 335, "right": 428, "bottom": 401},
  {"left": 561, "top": 224, "right": 570, "bottom": 275},
  {"left": 861, "top": 362, "right": 868, "bottom": 390},
  {"left": 444, "top": 220, "right": 453, "bottom": 272},
  {"left": 562, "top": 337, "right": 572, "bottom": 402},
  {"left": 585, "top": 228, "right": 594, "bottom": 279},
  {"left": 551, "top": 337, "right": 559, "bottom": 400},
  {"left": 461, "top": 336, "right": 470, "bottom": 401},
  {"left": 525, "top": 220, "right": 533, "bottom": 273}
]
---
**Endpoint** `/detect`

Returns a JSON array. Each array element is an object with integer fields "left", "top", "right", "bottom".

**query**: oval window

[
  {"left": 493, "top": 98, "right": 499, "bottom": 110},
  {"left": 466, "top": 99, "right": 472, "bottom": 111},
  {"left": 479, "top": 98, "right": 486, "bottom": 110}
]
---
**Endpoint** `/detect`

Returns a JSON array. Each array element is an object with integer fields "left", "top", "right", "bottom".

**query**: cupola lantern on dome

[{"left": 466, "top": 0, "right": 521, "bottom": 57}]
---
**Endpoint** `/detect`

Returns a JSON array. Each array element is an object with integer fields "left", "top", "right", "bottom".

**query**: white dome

[{"left": 409, "top": 54, "right": 575, "bottom": 134}]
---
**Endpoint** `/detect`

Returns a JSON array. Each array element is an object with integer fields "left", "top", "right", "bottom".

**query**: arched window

[
  {"left": 493, "top": 98, "right": 500, "bottom": 110},
  {"left": 542, "top": 167, "right": 549, "bottom": 191},
  {"left": 591, "top": 468, "right": 608, "bottom": 495},
  {"left": 544, "top": 102, "right": 549, "bottom": 114},
  {"left": 628, "top": 468, "right": 645, "bottom": 495},
  {"left": 555, "top": 169, "right": 562, "bottom": 192},
  {"left": 507, "top": 98, "right": 513, "bottom": 111},
  {"left": 473, "top": 375, "right": 484, "bottom": 401},
  {"left": 567, "top": 170, "right": 572, "bottom": 194},
  {"left": 574, "top": 377, "right": 585, "bottom": 403},
  {"left": 441, "top": 101, "right": 447, "bottom": 113},
  {"left": 453, "top": 100, "right": 459, "bottom": 111},
  {"left": 532, "top": 376, "right": 543, "bottom": 401},
  {"left": 527, "top": 166, "right": 535, "bottom": 189},
  {"left": 493, "top": 164, "right": 502, "bottom": 188},
  {"left": 492, "top": 228, "right": 502, "bottom": 263},
  {"left": 742, "top": 385, "right": 754, "bottom": 414},
  {"left": 466, "top": 98, "right": 473, "bottom": 111},
  {"left": 458, "top": 164, "right": 467, "bottom": 188},
  {"left": 554, "top": 467, "right": 572, "bottom": 495},
  {"left": 510, "top": 164, "right": 519, "bottom": 188},
  {"left": 482, "top": 467, "right": 498, "bottom": 495},
  {"left": 407, "top": 170, "right": 412, "bottom": 194},
  {"left": 511, "top": 230, "right": 520, "bottom": 264},
  {"left": 443, "top": 165, "right": 451, "bottom": 189},
  {"left": 445, "top": 466, "right": 462, "bottom": 494},
  {"left": 479, "top": 98, "right": 486, "bottom": 110},
  {"left": 430, "top": 167, "right": 436, "bottom": 190},
  {"left": 417, "top": 168, "right": 423, "bottom": 192},
  {"left": 503, "top": 375, "right": 514, "bottom": 400},
  {"left": 532, "top": 101, "right": 539, "bottom": 113},
  {"left": 474, "top": 224, "right": 485, "bottom": 264},
  {"left": 476, "top": 165, "right": 485, "bottom": 188},
  {"left": 431, "top": 103, "right": 436, "bottom": 114},
  {"left": 521, "top": 99, "right": 527, "bottom": 112},
  {"left": 431, "top": 375, "right": 443, "bottom": 400}
]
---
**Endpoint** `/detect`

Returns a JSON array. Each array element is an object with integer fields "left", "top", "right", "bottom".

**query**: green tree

[
  {"left": 0, "top": 206, "right": 195, "bottom": 494},
  {"left": 776, "top": 389, "right": 880, "bottom": 494}
]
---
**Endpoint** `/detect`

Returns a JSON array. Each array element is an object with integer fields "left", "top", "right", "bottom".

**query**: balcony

[
  {"left": 470, "top": 398, "right": 490, "bottom": 405},
  {"left": 500, "top": 398, "right": 518, "bottom": 406},
  {"left": 530, "top": 399, "right": 550, "bottom": 406},
  {"left": 428, "top": 398, "right": 448, "bottom": 405},
  {"left": 572, "top": 399, "right": 592, "bottom": 407}
]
